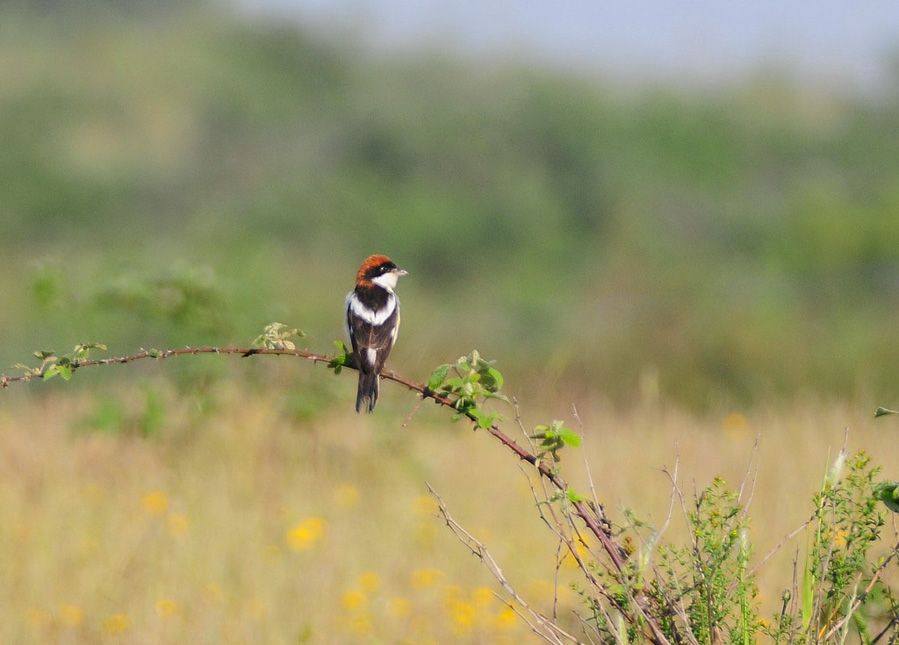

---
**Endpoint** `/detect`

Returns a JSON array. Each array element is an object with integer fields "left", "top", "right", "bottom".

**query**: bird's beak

[{"left": 395, "top": 268, "right": 409, "bottom": 277}]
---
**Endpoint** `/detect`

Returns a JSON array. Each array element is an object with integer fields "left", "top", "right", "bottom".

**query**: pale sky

[{"left": 238, "top": 0, "right": 899, "bottom": 92}]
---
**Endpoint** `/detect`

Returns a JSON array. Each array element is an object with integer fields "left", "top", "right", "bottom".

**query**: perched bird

[{"left": 345, "top": 255, "right": 408, "bottom": 412}]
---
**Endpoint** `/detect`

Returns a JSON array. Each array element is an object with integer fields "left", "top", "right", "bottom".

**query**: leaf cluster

[
  {"left": 587, "top": 478, "right": 758, "bottom": 643},
  {"left": 530, "top": 419, "right": 581, "bottom": 463},
  {"left": 425, "top": 350, "right": 508, "bottom": 428},
  {"left": 252, "top": 322, "right": 305, "bottom": 350},
  {"left": 765, "top": 451, "right": 889, "bottom": 643},
  {"left": 685, "top": 478, "right": 757, "bottom": 643},
  {"left": 15, "top": 343, "right": 108, "bottom": 382}
]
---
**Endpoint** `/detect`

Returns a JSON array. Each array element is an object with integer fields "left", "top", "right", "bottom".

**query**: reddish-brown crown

[{"left": 356, "top": 254, "right": 394, "bottom": 285}]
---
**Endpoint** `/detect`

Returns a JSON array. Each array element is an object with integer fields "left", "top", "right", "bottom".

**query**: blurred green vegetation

[{"left": 2, "top": 2, "right": 898, "bottom": 407}]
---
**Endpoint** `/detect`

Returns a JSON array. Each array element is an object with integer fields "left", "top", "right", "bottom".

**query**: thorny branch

[{"left": 0, "top": 344, "right": 673, "bottom": 643}]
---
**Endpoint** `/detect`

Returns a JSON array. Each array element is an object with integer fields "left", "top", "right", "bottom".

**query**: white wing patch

[
  {"left": 344, "top": 291, "right": 354, "bottom": 344},
  {"left": 347, "top": 291, "right": 397, "bottom": 326},
  {"left": 366, "top": 348, "right": 378, "bottom": 366}
]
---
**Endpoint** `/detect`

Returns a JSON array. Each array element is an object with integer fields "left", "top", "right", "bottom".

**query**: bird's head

[{"left": 356, "top": 254, "right": 408, "bottom": 291}]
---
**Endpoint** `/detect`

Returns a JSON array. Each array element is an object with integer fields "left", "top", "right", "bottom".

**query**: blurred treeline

[{"left": 2, "top": 2, "right": 898, "bottom": 407}]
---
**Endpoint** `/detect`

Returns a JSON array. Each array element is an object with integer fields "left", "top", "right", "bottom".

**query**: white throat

[{"left": 371, "top": 272, "right": 399, "bottom": 291}]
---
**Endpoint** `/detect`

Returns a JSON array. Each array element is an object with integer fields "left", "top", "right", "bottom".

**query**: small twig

[
  {"left": 740, "top": 513, "right": 815, "bottom": 586},
  {"left": 737, "top": 435, "right": 761, "bottom": 513},
  {"left": 664, "top": 465, "right": 698, "bottom": 554},
  {"left": 871, "top": 614, "right": 898, "bottom": 644},
  {"left": 427, "top": 484, "right": 578, "bottom": 644},
  {"left": 657, "top": 451, "right": 680, "bottom": 542},
  {"left": 401, "top": 396, "right": 425, "bottom": 428}
]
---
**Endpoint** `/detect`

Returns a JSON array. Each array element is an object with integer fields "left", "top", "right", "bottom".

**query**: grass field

[
  {"left": 3, "top": 7, "right": 899, "bottom": 641},
  {"left": 2, "top": 365, "right": 896, "bottom": 643}
]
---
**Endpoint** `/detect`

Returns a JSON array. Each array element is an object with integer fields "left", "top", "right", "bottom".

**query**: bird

[{"left": 345, "top": 255, "right": 408, "bottom": 412}]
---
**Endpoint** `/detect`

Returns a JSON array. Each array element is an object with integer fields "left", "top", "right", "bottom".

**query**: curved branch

[{"left": 0, "top": 345, "right": 671, "bottom": 644}]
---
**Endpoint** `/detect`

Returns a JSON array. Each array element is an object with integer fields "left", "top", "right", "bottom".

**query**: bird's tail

[{"left": 355, "top": 371, "right": 379, "bottom": 413}]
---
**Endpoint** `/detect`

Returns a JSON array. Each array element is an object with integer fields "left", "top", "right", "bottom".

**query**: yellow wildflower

[
  {"left": 495, "top": 606, "right": 518, "bottom": 630},
  {"left": 834, "top": 529, "right": 849, "bottom": 548},
  {"left": 474, "top": 525, "right": 496, "bottom": 542},
  {"left": 411, "top": 568, "right": 443, "bottom": 589},
  {"left": 562, "top": 540, "right": 590, "bottom": 569},
  {"left": 723, "top": 412, "right": 750, "bottom": 441},
  {"left": 416, "top": 521, "right": 438, "bottom": 548},
  {"left": 442, "top": 585, "right": 464, "bottom": 603},
  {"left": 167, "top": 512, "right": 189, "bottom": 538},
  {"left": 25, "top": 607, "right": 48, "bottom": 629},
  {"left": 342, "top": 590, "right": 366, "bottom": 610},
  {"left": 141, "top": 490, "right": 169, "bottom": 516},
  {"left": 359, "top": 571, "right": 381, "bottom": 593},
  {"left": 472, "top": 587, "right": 494, "bottom": 607},
  {"left": 416, "top": 495, "right": 438, "bottom": 515},
  {"left": 334, "top": 484, "right": 359, "bottom": 508},
  {"left": 203, "top": 583, "right": 224, "bottom": 604},
  {"left": 388, "top": 596, "right": 411, "bottom": 618},
  {"left": 247, "top": 598, "right": 269, "bottom": 620},
  {"left": 448, "top": 599, "right": 476, "bottom": 633},
  {"left": 286, "top": 517, "right": 326, "bottom": 551},
  {"left": 102, "top": 613, "right": 129, "bottom": 635},
  {"left": 155, "top": 598, "right": 178, "bottom": 618},
  {"left": 348, "top": 613, "right": 373, "bottom": 635},
  {"left": 58, "top": 604, "right": 84, "bottom": 627}
]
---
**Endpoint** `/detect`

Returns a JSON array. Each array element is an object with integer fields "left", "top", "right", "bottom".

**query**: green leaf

[
  {"left": 566, "top": 488, "right": 586, "bottom": 503},
  {"left": 57, "top": 365, "right": 73, "bottom": 381},
  {"left": 444, "top": 377, "right": 464, "bottom": 391},
  {"left": 33, "top": 350, "right": 55, "bottom": 360},
  {"left": 801, "top": 564, "right": 815, "bottom": 630},
  {"left": 42, "top": 365, "right": 59, "bottom": 381},
  {"left": 427, "top": 364, "right": 450, "bottom": 390},
  {"left": 480, "top": 366, "right": 504, "bottom": 391},
  {"left": 470, "top": 408, "right": 497, "bottom": 429},
  {"left": 328, "top": 340, "right": 352, "bottom": 372},
  {"left": 874, "top": 406, "right": 899, "bottom": 418},
  {"left": 558, "top": 427, "right": 582, "bottom": 447}
]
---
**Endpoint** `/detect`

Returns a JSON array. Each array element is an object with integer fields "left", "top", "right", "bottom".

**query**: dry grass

[{"left": 1, "top": 380, "right": 896, "bottom": 643}]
